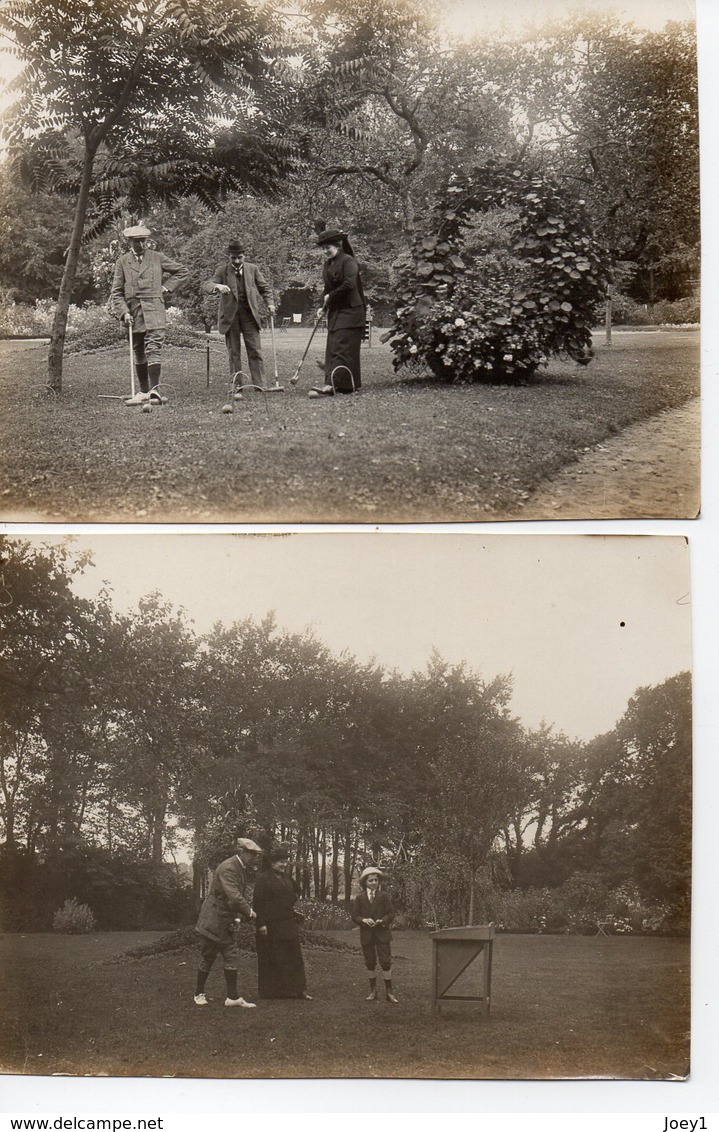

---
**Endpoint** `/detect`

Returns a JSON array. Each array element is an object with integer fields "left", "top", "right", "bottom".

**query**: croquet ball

[
  {"left": 141, "top": 403, "right": 152, "bottom": 413},
  {"left": 221, "top": 404, "right": 233, "bottom": 414}
]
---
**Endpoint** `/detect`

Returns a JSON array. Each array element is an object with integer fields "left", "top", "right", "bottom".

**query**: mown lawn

[
  {"left": 0, "top": 930, "right": 689, "bottom": 1080},
  {"left": 0, "top": 328, "right": 699, "bottom": 523}
]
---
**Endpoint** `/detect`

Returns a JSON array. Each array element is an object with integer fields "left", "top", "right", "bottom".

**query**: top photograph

[{"left": 0, "top": 0, "right": 700, "bottom": 523}]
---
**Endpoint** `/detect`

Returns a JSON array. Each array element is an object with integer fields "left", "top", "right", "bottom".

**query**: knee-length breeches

[
  {"left": 198, "top": 934, "right": 241, "bottom": 972},
  {"left": 361, "top": 937, "right": 391, "bottom": 971},
  {"left": 132, "top": 328, "right": 165, "bottom": 365}
]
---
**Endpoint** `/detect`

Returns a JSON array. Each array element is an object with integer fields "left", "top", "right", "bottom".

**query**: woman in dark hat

[
  {"left": 252, "top": 844, "right": 312, "bottom": 1000},
  {"left": 310, "top": 229, "right": 366, "bottom": 397}
]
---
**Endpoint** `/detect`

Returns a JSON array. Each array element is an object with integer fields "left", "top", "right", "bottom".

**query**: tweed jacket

[
  {"left": 109, "top": 250, "right": 190, "bottom": 331},
  {"left": 203, "top": 261, "right": 274, "bottom": 332},
  {"left": 195, "top": 854, "right": 254, "bottom": 943},
  {"left": 351, "top": 888, "right": 395, "bottom": 946},
  {"left": 322, "top": 250, "right": 366, "bottom": 331}
]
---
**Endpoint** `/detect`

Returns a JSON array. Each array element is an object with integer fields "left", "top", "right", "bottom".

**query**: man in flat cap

[
  {"left": 109, "top": 225, "right": 190, "bottom": 406},
  {"left": 203, "top": 241, "right": 276, "bottom": 395},
  {"left": 194, "top": 836, "right": 263, "bottom": 1008}
]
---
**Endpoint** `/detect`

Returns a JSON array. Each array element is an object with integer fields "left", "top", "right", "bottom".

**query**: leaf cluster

[{"left": 388, "top": 161, "right": 611, "bottom": 382}]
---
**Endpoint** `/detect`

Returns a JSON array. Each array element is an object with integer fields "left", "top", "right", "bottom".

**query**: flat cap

[
  {"left": 123, "top": 224, "right": 151, "bottom": 238},
  {"left": 236, "top": 837, "right": 263, "bottom": 853}
]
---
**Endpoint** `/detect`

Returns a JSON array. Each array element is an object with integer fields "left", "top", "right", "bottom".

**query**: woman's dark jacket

[
  {"left": 252, "top": 869, "right": 301, "bottom": 941},
  {"left": 322, "top": 251, "right": 366, "bottom": 331}
]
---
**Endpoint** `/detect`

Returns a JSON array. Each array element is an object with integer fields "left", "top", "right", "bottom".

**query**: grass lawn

[
  {"left": 0, "top": 930, "right": 689, "bottom": 1080},
  {"left": 0, "top": 328, "right": 699, "bottom": 523}
]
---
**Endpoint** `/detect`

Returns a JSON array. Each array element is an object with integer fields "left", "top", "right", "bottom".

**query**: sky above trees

[
  {"left": 53, "top": 532, "right": 692, "bottom": 742},
  {"left": 441, "top": 0, "right": 694, "bottom": 38}
]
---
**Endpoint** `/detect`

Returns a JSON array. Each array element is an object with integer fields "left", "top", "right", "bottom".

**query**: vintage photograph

[
  {"left": 0, "top": 0, "right": 699, "bottom": 522},
  {"left": 0, "top": 531, "right": 692, "bottom": 1079}
]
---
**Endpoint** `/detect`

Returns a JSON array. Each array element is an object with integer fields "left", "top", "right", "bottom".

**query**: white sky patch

[
  {"left": 441, "top": 0, "right": 695, "bottom": 39},
  {"left": 44, "top": 530, "right": 694, "bottom": 744}
]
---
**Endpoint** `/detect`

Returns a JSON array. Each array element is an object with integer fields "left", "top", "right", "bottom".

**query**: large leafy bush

[{"left": 388, "top": 162, "right": 610, "bottom": 382}]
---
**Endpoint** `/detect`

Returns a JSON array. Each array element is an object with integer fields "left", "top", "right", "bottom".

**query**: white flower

[
  {"left": 409, "top": 344, "right": 418, "bottom": 355},
  {"left": 503, "top": 353, "right": 513, "bottom": 362},
  {"left": 454, "top": 317, "right": 466, "bottom": 327}
]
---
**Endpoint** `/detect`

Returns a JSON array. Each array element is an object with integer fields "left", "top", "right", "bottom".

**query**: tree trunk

[
  {"left": 343, "top": 825, "right": 353, "bottom": 902},
  {"left": 321, "top": 824, "right": 328, "bottom": 901},
  {"left": 331, "top": 827, "right": 340, "bottom": 904},
  {"left": 47, "top": 140, "right": 98, "bottom": 393},
  {"left": 605, "top": 291, "right": 612, "bottom": 346},
  {"left": 312, "top": 827, "right": 321, "bottom": 898},
  {"left": 150, "top": 795, "right": 167, "bottom": 864}
]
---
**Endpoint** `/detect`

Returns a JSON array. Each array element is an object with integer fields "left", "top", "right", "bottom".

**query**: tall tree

[
  {"left": 507, "top": 16, "right": 699, "bottom": 302},
  {"left": 0, "top": 0, "right": 298, "bottom": 391}
]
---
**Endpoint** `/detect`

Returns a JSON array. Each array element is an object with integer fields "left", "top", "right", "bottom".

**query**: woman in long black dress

[
  {"left": 309, "top": 228, "right": 366, "bottom": 397},
  {"left": 253, "top": 845, "right": 312, "bottom": 1000}
]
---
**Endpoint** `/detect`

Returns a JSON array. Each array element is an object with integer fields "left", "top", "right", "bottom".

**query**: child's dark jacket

[{"left": 351, "top": 889, "right": 395, "bottom": 945}]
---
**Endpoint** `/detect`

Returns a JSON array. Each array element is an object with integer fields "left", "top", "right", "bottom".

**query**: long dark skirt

[
  {"left": 256, "top": 934, "right": 307, "bottom": 999},
  {"left": 324, "top": 326, "right": 362, "bottom": 391}
]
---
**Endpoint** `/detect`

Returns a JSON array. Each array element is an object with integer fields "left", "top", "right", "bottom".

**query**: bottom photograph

[{"left": 0, "top": 531, "right": 691, "bottom": 1081}]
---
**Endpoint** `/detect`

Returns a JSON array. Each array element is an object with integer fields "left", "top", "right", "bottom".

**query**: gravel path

[{"left": 515, "top": 396, "right": 700, "bottom": 519}]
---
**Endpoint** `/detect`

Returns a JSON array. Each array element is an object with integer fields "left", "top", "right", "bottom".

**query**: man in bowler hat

[
  {"left": 109, "top": 225, "right": 190, "bottom": 406},
  {"left": 203, "top": 241, "right": 277, "bottom": 394},
  {"left": 194, "top": 836, "right": 263, "bottom": 1008}
]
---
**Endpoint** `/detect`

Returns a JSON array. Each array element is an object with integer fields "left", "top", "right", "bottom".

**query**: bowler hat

[
  {"left": 226, "top": 240, "right": 245, "bottom": 254},
  {"left": 267, "top": 843, "right": 291, "bottom": 862},
  {"left": 236, "top": 837, "right": 263, "bottom": 854},
  {"left": 123, "top": 224, "right": 151, "bottom": 238}
]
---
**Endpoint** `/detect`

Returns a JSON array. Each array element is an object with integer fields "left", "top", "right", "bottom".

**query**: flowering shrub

[
  {"left": 388, "top": 161, "right": 610, "bottom": 382},
  {"left": 482, "top": 874, "right": 679, "bottom": 935},
  {"left": 53, "top": 897, "right": 96, "bottom": 934},
  {"left": 295, "top": 898, "right": 354, "bottom": 931}
]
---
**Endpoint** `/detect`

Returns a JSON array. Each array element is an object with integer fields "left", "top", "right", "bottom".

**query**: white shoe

[
  {"left": 194, "top": 993, "right": 208, "bottom": 1006},
  {"left": 125, "top": 391, "right": 150, "bottom": 406},
  {"left": 225, "top": 996, "right": 256, "bottom": 1008}
]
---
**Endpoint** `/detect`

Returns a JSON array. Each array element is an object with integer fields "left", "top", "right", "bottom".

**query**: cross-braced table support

[{"left": 430, "top": 925, "right": 494, "bottom": 1017}]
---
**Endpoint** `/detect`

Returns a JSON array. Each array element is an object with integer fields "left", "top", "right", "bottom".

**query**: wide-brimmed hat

[
  {"left": 316, "top": 228, "right": 346, "bottom": 247},
  {"left": 123, "top": 224, "right": 151, "bottom": 238},
  {"left": 359, "top": 866, "right": 384, "bottom": 885},
  {"left": 266, "top": 843, "right": 290, "bottom": 862},
  {"left": 226, "top": 240, "right": 245, "bottom": 255},
  {"left": 236, "top": 837, "right": 263, "bottom": 854}
]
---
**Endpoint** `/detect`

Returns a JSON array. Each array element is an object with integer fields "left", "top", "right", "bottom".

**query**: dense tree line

[
  {"left": 0, "top": 539, "right": 691, "bottom": 932},
  {"left": 0, "top": 1, "right": 698, "bottom": 379}
]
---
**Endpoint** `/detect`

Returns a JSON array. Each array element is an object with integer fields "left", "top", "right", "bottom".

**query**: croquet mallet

[
  {"left": 267, "top": 313, "right": 283, "bottom": 391},
  {"left": 289, "top": 317, "right": 322, "bottom": 386}
]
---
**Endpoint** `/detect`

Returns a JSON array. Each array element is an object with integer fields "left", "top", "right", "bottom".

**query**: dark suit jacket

[
  {"left": 351, "top": 889, "right": 395, "bottom": 945},
  {"left": 195, "top": 855, "right": 253, "bottom": 943},
  {"left": 203, "top": 261, "right": 273, "bottom": 332},
  {"left": 322, "top": 251, "right": 366, "bottom": 331}
]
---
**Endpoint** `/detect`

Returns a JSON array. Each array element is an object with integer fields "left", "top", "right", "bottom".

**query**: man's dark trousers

[{"left": 227, "top": 273, "right": 265, "bottom": 386}]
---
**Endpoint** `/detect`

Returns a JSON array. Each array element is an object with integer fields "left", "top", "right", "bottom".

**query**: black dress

[
  {"left": 252, "top": 870, "right": 308, "bottom": 999},
  {"left": 322, "top": 250, "right": 366, "bottom": 392}
]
